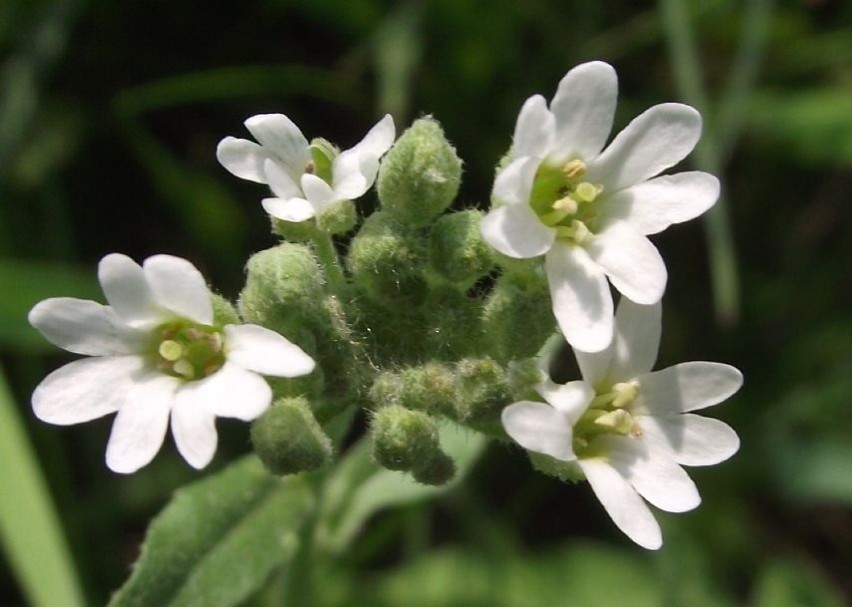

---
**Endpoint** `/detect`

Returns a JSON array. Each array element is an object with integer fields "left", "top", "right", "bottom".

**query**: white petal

[
  {"left": 601, "top": 435, "right": 700, "bottom": 513},
  {"left": 512, "top": 95, "right": 556, "bottom": 158},
  {"left": 170, "top": 392, "right": 218, "bottom": 469},
  {"left": 599, "top": 172, "right": 719, "bottom": 235},
  {"left": 215, "top": 137, "right": 270, "bottom": 184},
  {"left": 225, "top": 324, "right": 315, "bottom": 377},
  {"left": 635, "top": 362, "right": 743, "bottom": 414},
  {"left": 492, "top": 156, "right": 540, "bottom": 206},
  {"left": 607, "top": 298, "right": 662, "bottom": 380},
  {"left": 28, "top": 298, "right": 141, "bottom": 356},
  {"left": 105, "top": 374, "right": 178, "bottom": 474},
  {"left": 587, "top": 221, "right": 666, "bottom": 305},
  {"left": 501, "top": 401, "right": 575, "bottom": 461},
  {"left": 545, "top": 242, "right": 613, "bottom": 353},
  {"left": 587, "top": 103, "right": 702, "bottom": 191},
  {"left": 301, "top": 173, "right": 338, "bottom": 215},
  {"left": 177, "top": 361, "right": 271, "bottom": 421},
  {"left": 143, "top": 255, "right": 213, "bottom": 325},
  {"left": 579, "top": 457, "right": 662, "bottom": 550},
  {"left": 261, "top": 197, "right": 317, "bottom": 222},
  {"left": 535, "top": 379, "right": 594, "bottom": 425},
  {"left": 98, "top": 254, "right": 161, "bottom": 327},
  {"left": 332, "top": 154, "right": 377, "bottom": 200},
  {"left": 32, "top": 355, "right": 145, "bottom": 425},
  {"left": 244, "top": 113, "right": 310, "bottom": 175},
  {"left": 641, "top": 414, "right": 740, "bottom": 467},
  {"left": 264, "top": 158, "right": 303, "bottom": 200},
  {"left": 549, "top": 61, "right": 618, "bottom": 161},
  {"left": 335, "top": 114, "right": 396, "bottom": 171},
  {"left": 480, "top": 203, "right": 555, "bottom": 259}
]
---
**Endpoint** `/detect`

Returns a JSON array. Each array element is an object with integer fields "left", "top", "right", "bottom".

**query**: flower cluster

[{"left": 28, "top": 60, "right": 741, "bottom": 549}]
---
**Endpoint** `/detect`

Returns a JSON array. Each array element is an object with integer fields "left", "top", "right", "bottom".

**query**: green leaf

[
  {"left": 751, "top": 559, "right": 845, "bottom": 607},
  {"left": 0, "top": 259, "right": 100, "bottom": 351},
  {"left": 318, "top": 421, "right": 486, "bottom": 553},
  {"left": 109, "top": 456, "right": 314, "bottom": 607},
  {"left": 0, "top": 365, "right": 86, "bottom": 607}
]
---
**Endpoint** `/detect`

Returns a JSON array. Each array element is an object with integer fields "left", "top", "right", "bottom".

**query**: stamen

[
  {"left": 562, "top": 159, "right": 587, "bottom": 181},
  {"left": 555, "top": 220, "right": 592, "bottom": 244},
  {"left": 304, "top": 160, "right": 316, "bottom": 174},
  {"left": 593, "top": 409, "right": 635, "bottom": 435},
  {"left": 612, "top": 382, "right": 639, "bottom": 408},
  {"left": 552, "top": 196, "right": 578, "bottom": 215},
  {"left": 173, "top": 359, "right": 195, "bottom": 380},
  {"left": 158, "top": 340, "right": 183, "bottom": 362},
  {"left": 573, "top": 182, "right": 602, "bottom": 203}
]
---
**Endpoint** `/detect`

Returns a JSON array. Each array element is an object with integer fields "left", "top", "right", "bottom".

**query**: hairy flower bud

[
  {"left": 316, "top": 199, "right": 357, "bottom": 235},
  {"left": 377, "top": 117, "right": 461, "bottom": 227},
  {"left": 482, "top": 268, "right": 554, "bottom": 362},
  {"left": 239, "top": 243, "right": 326, "bottom": 340},
  {"left": 347, "top": 211, "right": 428, "bottom": 305},
  {"left": 250, "top": 397, "right": 333, "bottom": 476},
  {"left": 371, "top": 405, "right": 440, "bottom": 472},
  {"left": 429, "top": 210, "right": 495, "bottom": 286},
  {"left": 412, "top": 451, "right": 456, "bottom": 486}
]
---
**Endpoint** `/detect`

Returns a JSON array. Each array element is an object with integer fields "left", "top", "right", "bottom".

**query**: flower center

[
  {"left": 572, "top": 380, "right": 641, "bottom": 454},
  {"left": 150, "top": 320, "right": 226, "bottom": 381},
  {"left": 530, "top": 159, "right": 603, "bottom": 245}
]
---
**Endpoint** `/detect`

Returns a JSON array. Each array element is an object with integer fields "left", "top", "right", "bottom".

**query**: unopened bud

[
  {"left": 251, "top": 397, "right": 333, "bottom": 475},
  {"left": 371, "top": 405, "right": 440, "bottom": 472},
  {"left": 377, "top": 117, "right": 462, "bottom": 227},
  {"left": 429, "top": 210, "right": 495, "bottom": 286}
]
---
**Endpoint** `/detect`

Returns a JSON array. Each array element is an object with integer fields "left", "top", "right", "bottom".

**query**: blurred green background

[{"left": 2, "top": 0, "right": 851, "bottom": 605}]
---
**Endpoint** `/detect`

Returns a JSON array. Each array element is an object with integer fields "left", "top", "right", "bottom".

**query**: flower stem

[{"left": 313, "top": 233, "right": 346, "bottom": 292}]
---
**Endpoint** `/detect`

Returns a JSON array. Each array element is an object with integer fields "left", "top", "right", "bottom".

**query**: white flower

[
  {"left": 216, "top": 113, "right": 395, "bottom": 223},
  {"left": 501, "top": 298, "right": 741, "bottom": 549},
  {"left": 481, "top": 61, "right": 719, "bottom": 352},
  {"left": 29, "top": 253, "right": 316, "bottom": 474}
]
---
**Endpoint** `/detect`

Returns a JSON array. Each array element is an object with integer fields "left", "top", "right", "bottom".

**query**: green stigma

[
  {"left": 150, "top": 320, "right": 226, "bottom": 381},
  {"left": 529, "top": 159, "right": 603, "bottom": 245},
  {"left": 572, "top": 380, "right": 641, "bottom": 455}
]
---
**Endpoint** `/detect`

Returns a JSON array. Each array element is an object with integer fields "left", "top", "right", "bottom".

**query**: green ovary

[
  {"left": 529, "top": 159, "right": 603, "bottom": 245},
  {"left": 572, "top": 381, "right": 641, "bottom": 455},
  {"left": 150, "top": 320, "right": 226, "bottom": 381}
]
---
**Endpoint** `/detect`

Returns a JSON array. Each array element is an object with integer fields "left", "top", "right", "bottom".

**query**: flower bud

[
  {"left": 412, "top": 451, "right": 456, "bottom": 486},
  {"left": 429, "top": 210, "right": 495, "bottom": 286},
  {"left": 454, "top": 358, "right": 510, "bottom": 427},
  {"left": 347, "top": 211, "right": 428, "bottom": 305},
  {"left": 271, "top": 218, "right": 322, "bottom": 243},
  {"left": 371, "top": 405, "right": 440, "bottom": 472},
  {"left": 251, "top": 397, "right": 333, "bottom": 476},
  {"left": 482, "top": 269, "right": 554, "bottom": 362},
  {"left": 377, "top": 117, "right": 461, "bottom": 227},
  {"left": 238, "top": 243, "right": 325, "bottom": 340},
  {"left": 211, "top": 293, "right": 240, "bottom": 326},
  {"left": 369, "top": 363, "right": 456, "bottom": 417},
  {"left": 316, "top": 199, "right": 357, "bottom": 235}
]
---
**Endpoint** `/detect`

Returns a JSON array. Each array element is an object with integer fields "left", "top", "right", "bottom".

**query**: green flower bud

[
  {"left": 429, "top": 210, "right": 495, "bottom": 286},
  {"left": 347, "top": 211, "right": 428, "bottom": 305},
  {"left": 506, "top": 357, "right": 547, "bottom": 401},
  {"left": 412, "top": 451, "right": 456, "bottom": 486},
  {"left": 371, "top": 405, "right": 440, "bottom": 472},
  {"left": 211, "top": 293, "right": 240, "bottom": 326},
  {"left": 238, "top": 243, "right": 325, "bottom": 340},
  {"left": 454, "top": 358, "right": 510, "bottom": 428},
  {"left": 424, "top": 286, "right": 483, "bottom": 359},
  {"left": 369, "top": 362, "right": 456, "bottom": 417},
  {"left": 316, "top": 199, "right": 357, "bottom": 235},
  {"left": 377, "top": 117, "right": 461, "bottom": 227},
  {"left": 482, "top": 269, "right": 554, "bottom": 363},
  {"left": 251, "top": 397, "right": 333, "bottom": 476}
]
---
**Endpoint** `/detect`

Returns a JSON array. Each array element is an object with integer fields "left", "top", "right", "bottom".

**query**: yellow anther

[
  {"left": 172, "top": 359, "right": 195, "bottom": 380},
  {"left": 556, "top": 219, "right": 593, "bottom": 244},
  {"left": 562, "top": 159, "right": 587, "bottom": 182},
  {"left": 158, "top": 340, "right": 183, "bottom": 362},
  {"left": 574, "top": 182, "right": 602, "bottom": 203},
  {"left": 593, "top": 409, "right": 635, "bottom": 435},
  {"left": 552, "top": 196, "right": 578, "bottom": 215},
  {"left": 612, "top": 382, "right": 639, "bottom": 408}
]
